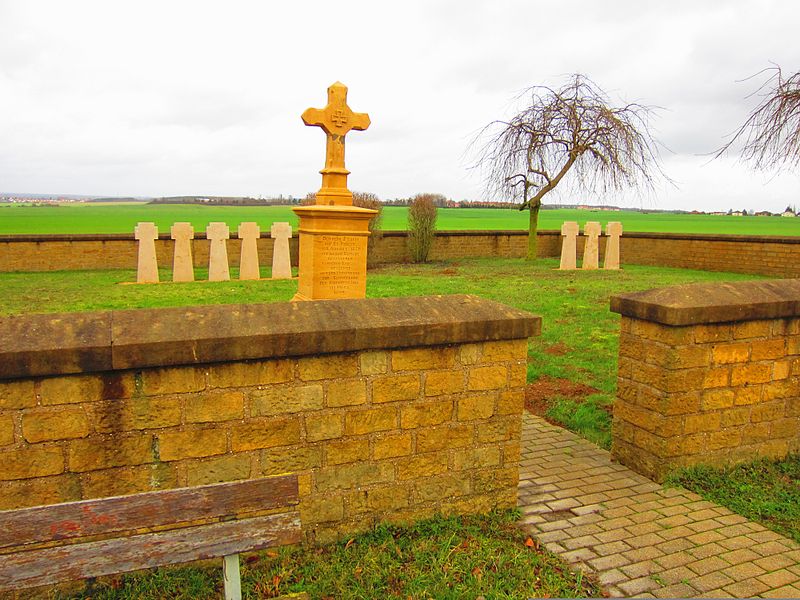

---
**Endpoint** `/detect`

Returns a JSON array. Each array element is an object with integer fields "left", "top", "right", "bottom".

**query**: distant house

[
  {"left": 782, "top": 206, "right": 796, "bottom": 217},
  {"left": 731, "top": 211, "right": 744, "bottom": 216},
  {"left": 754, "top": 210, "right": 773, "bottom": 216}
]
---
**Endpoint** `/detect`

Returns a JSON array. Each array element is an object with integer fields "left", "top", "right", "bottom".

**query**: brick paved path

[{"left": 519, "top": 413, "right": 800, "bottom": 598}]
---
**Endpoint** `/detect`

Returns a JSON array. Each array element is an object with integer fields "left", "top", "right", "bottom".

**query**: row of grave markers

[
  {"left": 559, "top": 221, "right": 622, "bottom": 270},
  {"left": 134, "top": 221, "right": 293, "bottom": 284}
]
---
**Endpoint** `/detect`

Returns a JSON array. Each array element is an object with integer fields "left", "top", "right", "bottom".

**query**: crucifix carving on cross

[{"left": 302, "top": 81, "right": 370, "bottom": 206}]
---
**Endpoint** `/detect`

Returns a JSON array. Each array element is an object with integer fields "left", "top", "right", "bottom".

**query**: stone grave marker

[
  {"left": 134, "top": 222, "right": 159, "bottom": 283},
  {"left": 604, "top": 221, "right": 623, "bottom": 270},
  {"left": 170, "top": 222, "right": 195, "bottom": 282},
  {"left": 292, "top": 81, "right": 376, "bottom": 300},
  {"left": 206, "top": 222, "right": 230, "bottom": 281},
  {"left": 238, "top": 222, "right": 261, "bottom": 280},
  {"left": 559, "top": 221, "right": 579, "bottom": 270},
  {"left": 270, "top": 222, "right": 292, "bottom": 280},
  {"left": 582, "top": 221, "right": 601, "bottom": 270}
]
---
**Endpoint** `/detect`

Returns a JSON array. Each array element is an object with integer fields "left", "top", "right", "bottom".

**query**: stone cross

[
  {"left": 134, "top": 222, "right": 159, "bottom": 284},
  {"left": 170, "top": 222, "right": 194, "bottom": 282},
  {"left": 604, "top": 221, "right": 623, "bottom": 270},
  {"left": 559, "top": 221, "right": 579, "bottom": 270},
  {"left": 206, "top": 222, "right": 230, "bottom": 281},
  {"left": 270, "top": 222, "right": 292, "bottom": 280},
  {"left": 237, "top": 222, "right": 261, "bottom": 280},
  {"left": 302, "top": 81, "right": 370, "bottom": 206},
  {"left": 582, "top": 222, "right": 602, "bottom": 270}
]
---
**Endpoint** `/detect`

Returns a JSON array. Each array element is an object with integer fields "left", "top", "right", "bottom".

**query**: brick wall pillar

[{"left": 610, "top": 279, "right": 800, "bottom": 481}]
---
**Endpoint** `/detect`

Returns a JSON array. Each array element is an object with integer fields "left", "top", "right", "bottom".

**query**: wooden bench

[{"left": 0, "top": 474, "right": 301, "bottom": 599}]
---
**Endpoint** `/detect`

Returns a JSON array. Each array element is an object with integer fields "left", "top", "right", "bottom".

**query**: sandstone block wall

[
  {"left": 0, "top": 296, "right": 538, "bottom": 543},
  {"left": 610, "top": 280, "right": 800, "bottom": 481}
]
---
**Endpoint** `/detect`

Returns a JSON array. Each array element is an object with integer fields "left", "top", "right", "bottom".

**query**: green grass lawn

[
  {"left": 61, "top": 510, "right": 599, "bottom": 600},
  {"left": 3, "top": 202, "right": 800, "bottom": 236}
]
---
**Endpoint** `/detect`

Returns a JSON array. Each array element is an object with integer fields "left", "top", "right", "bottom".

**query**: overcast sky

[{"left": 1, "top": 0, "right": 798, "bottom": 212}]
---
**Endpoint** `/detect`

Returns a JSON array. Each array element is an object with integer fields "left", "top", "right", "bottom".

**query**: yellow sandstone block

[
  {"left": 701, "top": 389, "right": 735, "bottom": 411},
  {"left": 298, "top": 354, "right": 358, "bottom": 381},
  {"left": 305, "top": 414, "right": 344, "bottom": 441},
  {"left": 231, "top": 417, "right": 302, "bottom": 450},
  {"left": 0, "top": 379, "right": 36, "bottom": 409},
  {"left": 250, "top": 384, "right": 323, "bottom": 416},
  {"left": 457, "top": 394, "right": 494, "bottom": 421},
  {"left": 365, "top": 485, "right": 410, "bottom": 511},
  {"left": 22, "top": 407, "right": 90, "bottom": 443},
  {"left": 497, "top": 389, "right": 524, "bottom": 415},
  {"left": 392, "top": 347, "right": 455, "bottom": 371},
  {"left": 721, "top": 407, "right": 750, "bottom": 428},
  {"left": 414, "top": 474, "right": 470, "bottom": 503},
  {"left": 703, "top": 367, "right": 730, "bottom": 389},
  {"left": 40, "top": 375, "right": 105, "bottom": 406},
  {"left": 372, "top": 432, "right": 413, "bottom": 459},
  {"left": 476, "top": 417, "right": 521, "bottom": 443},
  {"left": 503, "top": 441, "right": 521, "bottom": 464},
  {"left": 396, "top": 453, "right": 448, "bottom": 480},
  {"left": 472, "top": 467, "right": 518, "bottom": 493},
  {"left": 0, "top": 414, "right": 14, "bottom": 446},
  {"left": 509, "top": 363, "right": 528, "bottom": 387},
  {"left": 88, "top": 397, "right": 181, "bottom": 433},
  {"left": 774, "top": 360, "right": 791, "bottom": 380},
  {"left": 733, "top": 320, "right": 772, "bottom": 340},
  {"left": 481, "top": 339, "right": 528, "bottom": 362},
  {"left": 261, "top": 445, "right": 323, "bottom": 475},
  {"left": 771, "top": 418, "right": 798, "bottom": 439},
  {"left": 186, "top": 454, "right": 251, "bottom": 486},
  {"left": 730, "top": 363, "right": 771, "bottom": 387},
  {"left": 346, "top": 406, "right": 397, "bottom": 435},
  {"left": 711, "top": 343, "right": 750, "bottom": 365},
  {"left": 468, "top": 365, "right": 507, "bottom": 391},
  {"left": 315, "top": 462, "right": 394, "bottom": 492},
  {"left": 301, "top": 495, "right": 344, "bottom": 524},
  {"left": 142, "top": 367, "right": 206, "bottom": 396},
  {"left": 750, "top": 339, "right": 786, "bottom": 361},
  {"left": 359, "top": 351, "right": 388, "bottom": 375},
  {"left": 327, "top": 379, "right": 367, "bottom": 408},
  {"left": 69, "top": 434, "right": 154, "bottom": 472},
  {"left": 708, "top": 429, "right": 741, "bottom": 450},
  {"left": 0, "top": 474, "right": 81, "bottom": 510},
  {"left": 424, "top": 370, "right": 465, "bottom": 397},
  {"left": 458, "top": 343, "right": 482, "bottom": 366},
  {"left": 325, "top": 438, "right": 370, "bottom": 466},
  {"left": 400, "top": 400, "right": 452, "bottom": 429},
  {"left": 209, "top": 359, "right": 293, "bottom": 389},
  {"left": 0, "top": 445, "right": 64, "bottom": 481},
  {"left": 159, "top": 428, "right": 227, "bottom": 461},
  {"left": 372, "top": 374, "right": 420, "bottom": 403},
  {"left": 734, "top": 386, "right": 762, "bottom": 405},
  {"left": 416, "top": 424, "right": 473, "bottom": 453},
  {"left": 694, "top": 323, "right": 732, "bottom": 343},
  {"left": 82, "top": 463, "right": 177, "bottom": 498},
  {"left": 185, "top": 391, "right": 244, "bottom": 423},
  {"left": 684, "top": 412, "right": 722, "bottom": 434},
  {"left": 750, "top": 401, "right": 784, "bottom": 423}
]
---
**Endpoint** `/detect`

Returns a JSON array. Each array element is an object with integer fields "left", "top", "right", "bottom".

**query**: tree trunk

[{"left": 527, "top": 202, "right": 541, "bottom": 261}]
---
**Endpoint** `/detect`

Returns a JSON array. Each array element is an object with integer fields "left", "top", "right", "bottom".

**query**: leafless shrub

[{"left": 408, "top": 194, "right": 438, "bottom": 263}]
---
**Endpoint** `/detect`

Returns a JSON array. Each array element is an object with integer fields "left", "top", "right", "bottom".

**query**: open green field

[{"left": 3, "top": 202, "right": 800, "bottom": 236}]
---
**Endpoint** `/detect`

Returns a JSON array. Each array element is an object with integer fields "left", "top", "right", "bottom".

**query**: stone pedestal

[{"left": 292, "top": 205, "right": 376, "bottom": 301}]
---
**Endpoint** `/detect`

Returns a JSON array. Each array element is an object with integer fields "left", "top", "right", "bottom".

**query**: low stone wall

[
  {"left": 3, "top": 229, "right": 800, "bottom": 276},
  {"left": 0, "top": 295, "right": 538, "bottom": 543},
  {"left": 610, "top": 280, "right": 800, "bottom": 481}
]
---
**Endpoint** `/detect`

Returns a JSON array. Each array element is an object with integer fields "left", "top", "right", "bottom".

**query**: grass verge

[
  {"left": 60, "top": 510, "right": 600, "bottom": 600},
  {"left": 666, "top": 455, "right": 800, "bottom": 544}
]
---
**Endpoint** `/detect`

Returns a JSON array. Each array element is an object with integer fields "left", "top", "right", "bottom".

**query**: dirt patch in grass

[
  {"left": 544, "top": 342, "right": 570, "bottom": 356},
  {"left": 524, "top": 376, "right": 599, "bottom": 417}
]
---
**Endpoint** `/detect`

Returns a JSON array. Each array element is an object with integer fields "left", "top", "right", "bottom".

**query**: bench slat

[
  {"left": 0, "top": 475, "right": 298, "bottom": 551},
  {"left": 0, "top": 511, "right": 301, "bottom": 591}
]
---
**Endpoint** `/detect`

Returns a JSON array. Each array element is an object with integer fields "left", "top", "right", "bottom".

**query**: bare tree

[
  {"left": 716, "top": 66, "right": 800, "bottom": 171},
  {"left": 472, "top": 74, "right": 666, "bottom": 260}
]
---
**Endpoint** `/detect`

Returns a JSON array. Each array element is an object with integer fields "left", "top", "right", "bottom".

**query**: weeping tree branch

[
  {"left": 469, "top": 74, "right": 668, "bottom": 260},
  {"left": 715, "top": 66, "right": 800, "bottom": 170}
]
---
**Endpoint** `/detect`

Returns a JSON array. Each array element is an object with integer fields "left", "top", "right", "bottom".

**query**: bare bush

[{"left": 408, "top": 194, "right": 438, "bottom": 263}]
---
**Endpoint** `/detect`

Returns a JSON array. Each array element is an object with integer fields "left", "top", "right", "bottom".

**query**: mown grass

[
  {"left": 60, "top": 510, "right": 599, "bottom": 600},
  {"left": 666, "top": 456, "right": 800, "bottom": 544},
  {"left": 4, "top": 202, "right": 800, "bottom": 236},
  {"left": 0, "top": 257, "right": 760, "bottom": 445}
]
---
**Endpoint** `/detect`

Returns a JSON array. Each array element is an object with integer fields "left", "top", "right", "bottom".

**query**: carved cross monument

[
  {"left": 170, "top": 222, "right": 195, "bottom": 282},
  {"left": 206, "top": 222, "right": 231, "bottom": 282},
  {"left": 604, "top": 221, "right": 623, "bottom": 270},
  {"left": 582, "top": 222, "right": 602, "bottom": 270},
  {"left": 134, "top": 222, "right": 159, "bottom": 284},
  {"left": 559, "top": 221, "right": 579, "bottom": 270},
  {"left": 292, "top": 82, "right": 377, "bottom": 301},
  {"left": 238, "top": 222, "right": 261, "bottom": 280},
  {"left": 270, "top": 222, "right": 292, "bottom": 280},
  {"left": 301, "top": 81, "right": 370, "bottom": 206}
]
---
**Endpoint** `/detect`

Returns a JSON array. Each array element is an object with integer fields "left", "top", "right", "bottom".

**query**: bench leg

[{"left": 223, "top": 553, "right": 242, "bottom": 600}]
